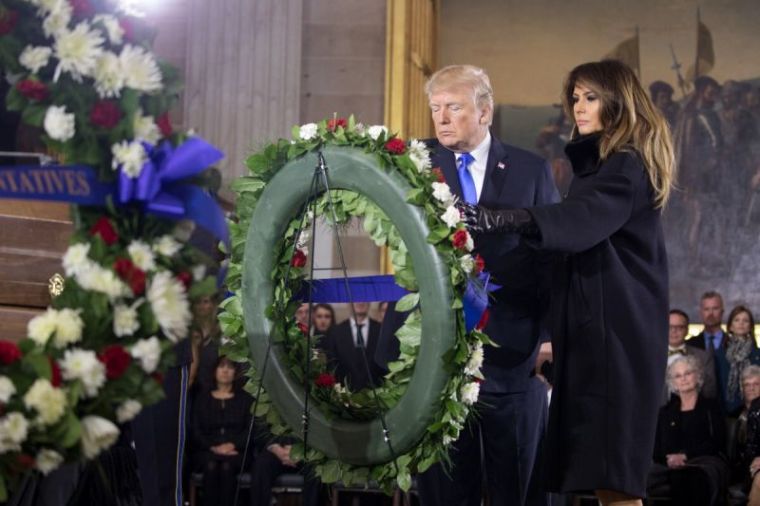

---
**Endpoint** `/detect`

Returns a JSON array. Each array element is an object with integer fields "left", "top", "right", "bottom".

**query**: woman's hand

[
  {"left": 749, "top": 456, "right": 760, "bottom": 476},
  {"left": 268, "top": 443, "right": 297, "bottom": 467},
  {"left": 211, "top": 442, "right": 238, "bottom": 456},
  {"left": 456, "top": 202, "right": 537, "bottom": 236},
  {"left": 665, "top": 453, "right": 687, "bottom": 468}
]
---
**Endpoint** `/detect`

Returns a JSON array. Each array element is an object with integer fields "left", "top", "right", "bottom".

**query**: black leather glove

[{"left": 457, "top": 202, "right": 539, "bottom": 236}]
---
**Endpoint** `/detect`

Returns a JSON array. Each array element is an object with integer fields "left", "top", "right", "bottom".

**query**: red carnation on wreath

[
  {"left": 0, "top": 9, "right": 19, "bottom": 35},
  {"left": 90, "top": 216, "right": 119, "bottom": 245},
  {"left": 157, "top": 112, "right": 173, "bottom": 137},
  {"left": 48, "top": 357, "right": 62, "bottom": 387},
  {"left": 385, "top": 138, "right": 406, "bottom": 155},
  {"left": 151, "top": 371, "right": 164, "bottom": 385},
  {"left": 291, "top": 249, "right": 307, "bottom": 268},
  {"left": 90, "top": 100, "right": 122, "bottom": 129},
  {"left": 297, "top": 322, "right": 309, "bottom": 336},
  {"left": 113, "top": 258, "right": 147, "bottom": 295},
  {"left": 99, "top": 345, "right": 132, "bottom": 380},
  {"left": 0, "top": 340, "right": 21, "bottom": 365},
  {"left": 327, "top": 117, "right": 347, "bottom": 131},
  {"left": 16, "top": 80, "right": 48, "bottom": 102},
  {"left": 451, "top": 229, "right": 470, "bottom": 250},
  {"left": 176, "top": 271, "right": 192, "bottom": 290},
  {"left": 474, "top": 254, "right": 485, "bottom": 274},
  {"left": 314, "top": 372, "right": 337, "bottom": 388},
  {"left": 431, "top": 167, "right": 445, "bottom": 183}
]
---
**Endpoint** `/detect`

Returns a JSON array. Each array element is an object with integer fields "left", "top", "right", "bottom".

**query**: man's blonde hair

[{"left": 425, "top": 64, "right": 494, "bottom": 114}]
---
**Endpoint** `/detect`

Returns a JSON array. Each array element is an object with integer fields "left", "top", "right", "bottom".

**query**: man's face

[
  {"left": 654, "top": 90, "right": 672, "bottom": 110},
  {"left": 429, "top": 86, "right": 491, "bottom": 152},
  {"left": 701, "top": 84, "right": 720, "bottom": 107},
  {"left": 352, "top": 302, "right": 370, "bottom": 320},
  {"left": 669, "top": 313, "right": 689, "bottom": 347},
  {"left": 700, "top": 296, "right": 724, "bottom": 328}
]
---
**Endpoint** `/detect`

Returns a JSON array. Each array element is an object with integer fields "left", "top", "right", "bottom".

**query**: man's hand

[
  {"left": 211, "top": 442, "right": 238, "bottom": 456},
  {"left": 268, "top": 443, "right": 297, "bottom": 467},
  {"left": 665, "top": 453, "right": 687, "bottom": 468}
]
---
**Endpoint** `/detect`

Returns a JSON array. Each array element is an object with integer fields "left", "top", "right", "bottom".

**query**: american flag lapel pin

[{"left": 497, "top": 161, "right": 507, "bottom": 170}]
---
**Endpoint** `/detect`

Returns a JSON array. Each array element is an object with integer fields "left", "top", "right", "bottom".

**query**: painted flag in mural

[
  {"left": 604, "top": 30, "right": 640, "bottom": 76},
  {"left": 686, "top": 16, "right": 715, "bottom": 80}
]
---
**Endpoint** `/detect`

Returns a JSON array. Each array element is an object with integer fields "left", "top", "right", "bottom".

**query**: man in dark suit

[
  {"left": 686, "top": 290, "right": 730, "bottom": 410},
  {"left": 407, "top": 64, "right": 559, "bottom": 506},
  {"left": 320, "top": 302, "right": 383, "bottom": 391}
]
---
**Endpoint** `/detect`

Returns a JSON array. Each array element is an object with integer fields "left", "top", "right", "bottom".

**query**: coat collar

[{"left": 565, "top": 133, "right": 602, "bottom": 176}]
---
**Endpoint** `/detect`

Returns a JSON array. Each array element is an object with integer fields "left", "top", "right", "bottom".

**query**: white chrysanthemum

[
  {"left": 0, "top": 412, "right": 29, "bottom": 450},
  {"left": 31, "top": 0, "right": 66, "bottom": 15},
  {"left": 191, "top": 264, "right": 206, "bottom": 282},
  {"left": 119, "top": 45, "right": 162, "bottom": 92},
  {"left": 367, "top": 125, "right": 388, "bottom": 141},
  {"left": 130, "top": 336, "right": 161, "bottom": 373},
  {"left": 441, "top": 205, "right": 461, "bottom": 229},
  {"left": 62, "top": 242, "right": 91, "bottom": 277},
  {"left": 465, "top": 233, "right": 474, "bottom": 252},
  {"left": 93, "top": 51, "right": 125, "bottom": 98},
  {"left": 299, "top": 123, "right": 318, "bottom": 141},
  {"left": 36, "top": 449, "right": 64, "bottom": 475},
  {"left": 408, "top": 139, "right": 431, "bottom": 172},
  {"left": 431, "top": 182, "right": 454, "bottom": 205},
  {"left": 172, "top": 220, "right": 195, "bottom": 242},
  {"left": 23, "top": 379, "right": 66, "bottom": 426},
  {"left": 0, "top": 376, "right": 16, "bottom": 404},
  {"left": 460, "top": 381, "right": 481, "bottom": 406},
  {"left": 76, "top": 264, "right": 130, "bottom": 300},
  {"left": 52, "top": 308, "right": 84, "bottom": 348},
  {"left": 147, "top": 271, "right": 191, "bottom": 342},
  {"left": 28, "top": 308, "right": 58, "bottom": 346},
  {"left": 113, "top": 300, "right": 142, "bottom": 337},
  {"left": 19, "top": 46, "right": 52, "bottom": 74},
  {"left": 43, "top": 105, "right": 75, "bottom": 142},
  {"left": 127, "top": 240, "right": 156, "bottom": 271},
  {"left": 111, "top": 140, "right": 146, "bottom": 177},
  {"left": 41, "top": 1, "right": 72, "bottom": 38},
  {"left": 464, "top": 341, "right": 484, "bottom": 376},
  {"left": 153, "top": 235, "right": 182, "bottom": 258},
  {"left": 133, "top": 109, "right": 160, "bottom": 144},
  {"left": 92, "top": 14, "right": 124, "bottom": 45},
  {"left": 60, "top": 348, "right": 106, "bottom": 397},
  {"left": 80, "top": 416, "right": 119, "bottom": 459},
  {"left": 459, "top": 254, "right": 475, "bottom": 275},
  {"left": 53, "top": 22, "right": 104, "bottom": 82},
  {"left": 116, "top": 399, "right": 142, "bottom": 423}
]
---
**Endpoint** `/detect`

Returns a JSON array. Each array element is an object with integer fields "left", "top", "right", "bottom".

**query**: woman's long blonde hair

[{"left": 561, "top": 60, "right": 676, "bottom": 208}]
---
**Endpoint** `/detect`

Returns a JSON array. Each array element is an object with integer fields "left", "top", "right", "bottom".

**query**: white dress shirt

[{"left": 350, "top": 317, "right": 368, "bottom": 347}]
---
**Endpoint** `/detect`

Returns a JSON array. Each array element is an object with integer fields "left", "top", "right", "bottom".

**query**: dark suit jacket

[
  {"left": 321, "top": 318, "right": 383, "bottom": 391},
  {"left": 434, "top": 135, "right": 559, "bottom": 393}
]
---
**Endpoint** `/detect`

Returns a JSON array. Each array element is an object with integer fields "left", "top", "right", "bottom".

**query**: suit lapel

[{"left": 479, "top": 136, "right": 510, "bottom": 204}]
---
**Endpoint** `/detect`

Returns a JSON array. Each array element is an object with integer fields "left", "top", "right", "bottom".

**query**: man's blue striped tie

[{"left": 457, "top": 152, "right": 477, "bottom": 204}]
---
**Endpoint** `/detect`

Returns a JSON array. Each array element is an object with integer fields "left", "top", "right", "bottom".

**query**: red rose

[
  {"left": 15, "top": 454, "right": 35, "bottom": 470},
  {"left": 118, "top": 18, "right": 134, "bottom": 41},
  {"left": 291, "top": 249, "right": 307, "bottom": 268},
  {"left": 129, "top": 269, "right": 146, "bottom": 295},
  {"left": 297, "top": 322, "right": 309, "bottom": 336},
  {"left": 48, "top": 357, "right": 62, "bottom": 387},
  {"left": 69, "top": 0, "right": 94, "bottom": 17},
  {"left": 451, "top": 229, "right": 470, "bottom": 250},
  {"left": 89, "top": 100, "right": 122, "bottom": 129},
  {"left": 327, "top": 117, "right": 347, "bottom": 131},
  {"left": 432, "top": 167, "right": 445, "bottom": 183},
  {"left": 474, "top": 254, "right": 485, "bottom": 274},
  {"left": 99, "top": 345, "right": 132, "bottom": 380},
  {"left": 90, "top": 216, "right": 119, "bottom": 245},
  {"left": 314, "top": 372, "right": 336, "bottom": 388},
  {"left": 113, "top": 258, "right": 146, "bottom": 295},
  {"left": 0, "top": 9, "right": 19, "bottom": 35},
  {"left": 0, "top": 340, "right": 21, "bottom": 365},
  {"left": 176, "top": 271, "right": 192, "bottom": 290},
  {"left": 384, "top": 138, "right": 407, "bottom": 155},
  {"left": 113, "top": 258, "right": 135, "bottom": 279},
  {"left": 15, "top": 80, "right": 49, "bottom": 101},
  {"left": 157, "top": 112, "right": 172, "bottom": 137},
  {"left": 151, "top": 371, "right": 164, "bottom": 384},
  {"left": 476, "top": 308, "right": 490, "bottom": 331}
]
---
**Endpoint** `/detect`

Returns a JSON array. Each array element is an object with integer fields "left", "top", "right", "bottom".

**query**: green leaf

[
  {"left": 405, "top": 188, "right": 426, "bottom": 205},
  {"left": 21, "top": 103, "right": 47, "bottom": 127},
  {"left": 426, "top": 226, "right": 450, "bottom": 244},
  {"left": 396, "top": 469, "right": 412, "bottom": 491},
  {"left": 5, "top": 84, "right": 27, "bottom": 111},
  {"left": 0, "top": 473, "right": 7, "bottom": 503},
  {"left": 189, "top": 276, "right": 216, "bottom": 298},
  {"left": 395, "top": 292, "right": 419, "bottom": 312},
  {"left": 318, "top": 459, "right": 341, "bottom": 483}
]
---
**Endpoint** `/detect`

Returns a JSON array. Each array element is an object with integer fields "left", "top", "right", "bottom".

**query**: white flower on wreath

[
  {"left": 113, "top": 299, "right": 142, "bottom": 337},
  {"left": 459, "top": 254, "right": 475, "bottom": 275},
  {"left": 131, "top": 336, "right": 161, "bottom": 373},
  {"left": 60, "top": 348, "right": 106, "bottom": 398},
  {"left": 408, "top": 139, "right": 431, "bottom": 172},
  {"left": 77, "top": 264, "right": 130, "bottom": 300},
  {"left": 93, "top": 51, "right": 126, "bottom": 98},
  {"left": 30, "top": 0, "right": 66, "bottom": 16},
  {"left": 128, "top": 240, "right": 156, "bottom": 271},
  {"left": 441, "top": 205, "right": 461, "bottom": 229},
  {"left": 299, "top": 123, "right": 318, "bottom": 141},
  {"left": 464, "top": 232, "right": 474, "bottom": 252},
  {"left": 116, "top": 399, "right": 142, "bottom": 423},
  {"left": 27, "top": 308, "right": 58, "bottom": 346},
  {"left": 53, "top": 22, "right": 104, "bottom": 82},
  {"left": 154, "top": 235, "right": 182, "bottom": 258},
  {"left": 431, "top": 182, "right": 454, "bottom": 206},
  {"left": 366, "top": 125, "right": 388, "bottom": 141},
  {"left": 53, "top": 308, "right": 84, "bottom": 348},
  {"left": 19, "top": 46, "right": 52, "bottom": 74},
  {"left": 120, "top": 44, "right": 162, "bottom": 93},
  {"left": 80, "top": 416, "right": 120, "bottom": 459},
  {"left": 43, "top": 105, "right": 75, "bottom": 142},
  {"left": 354, "top": 122, "right": 366, "bottom": 136},
  {"left": 112, "top": 140, "right": 146, "bottom": 177},
  {"left": 36, "top": 449, "right": 64, "bottom": 475},
  {"left": 191, "top": 264, "right": 207, "bottom": 282},
  {"left": 42, "top": 2, "right": 72, "bottom": 38},
  {"left": 62, "top": 242, "right": 91, "bottom": 277},
  {"left": 460, "top": 380, "right": 481, "bottom": 406},
  {"left": 0, "top": 412, "right": 29, "bottom": 454},
  {"left": 0, "top": 376, "right": 16, "bottom": 404},
  {"left": 23, "top": 379, "right": 66, "bottom": 426},
  {"left": 133, "top": 109, "right": 161, "bottom": 144},
  {"left": 147, "top": 271, "right": 191, "bottom": 342},
  {"left": 92, "top": 14, "right": 124, "bottom": 45},
  {"left": 464, "top": 341, "right": 484, "bottom": 376}
]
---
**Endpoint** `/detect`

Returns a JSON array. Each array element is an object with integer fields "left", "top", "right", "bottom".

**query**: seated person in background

[
  {"left": 648, "top": 355, "right": 729, "bottom": 506},
  {"left": 312, "top": 303, "right": 335, "bottom": 335},
  {"left": 319, "top": 302, "right": 383, "bottom": 391},
  {"left": 731, "top": 365, "right": 760, "bottom": 505},
  {"left": 664, "top": 309, "right": 717, "bottom": 404},
  {"left": 191, "top": 356, "right": 252, "bottom": 506},
  {"left": 719, "top": 305, "right": 760, "bottom": 415},
  {"left": 189, "top": 294, "right": 222, "bottom": 395}
]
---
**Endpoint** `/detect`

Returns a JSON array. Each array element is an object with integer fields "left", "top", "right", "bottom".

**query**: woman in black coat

[{"left": 462, "top": 60, "right": 675, "bottom": 506}]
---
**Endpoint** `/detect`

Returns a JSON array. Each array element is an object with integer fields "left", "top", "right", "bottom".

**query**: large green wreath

[{"left": 221, "top": 117, "right": 493, "bottom": 491}]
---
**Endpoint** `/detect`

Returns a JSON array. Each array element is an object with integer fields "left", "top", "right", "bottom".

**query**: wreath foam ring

[
  {"left": 0, "top": 0, "right": 221, "bottom": 499},
  {"left": 220, "top": 116, "right": 494, "bottom": 491}
]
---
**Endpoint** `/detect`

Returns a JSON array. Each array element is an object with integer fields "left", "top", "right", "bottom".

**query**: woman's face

[
  {"left": 215, "top": 360, "right": 236, "bottom": 386},
  {"left": 743, "top": 375, "right": 760, "bottom": 405},
  {"left": 730, "top": 311, "right": 752, "bottom": 336},
  {"left": 572, "top": 83, "right": 603, "bottom": 135},
  {"left": 193, "top": 296, "right": 215, "bottom": 318},
  {"left": 313, "top": 308, "right": 333, "bottom": 333},
  {"left": 670, "top": 361, "right": 698, "bottom": 395}
]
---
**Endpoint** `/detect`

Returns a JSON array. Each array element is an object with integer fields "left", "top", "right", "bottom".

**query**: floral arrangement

[
  {"left": 220, "top": 116, "right": 492, "bottom": 491},
  {"left": 0, "top": 0, "right": 220, "bottom": 499}
]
